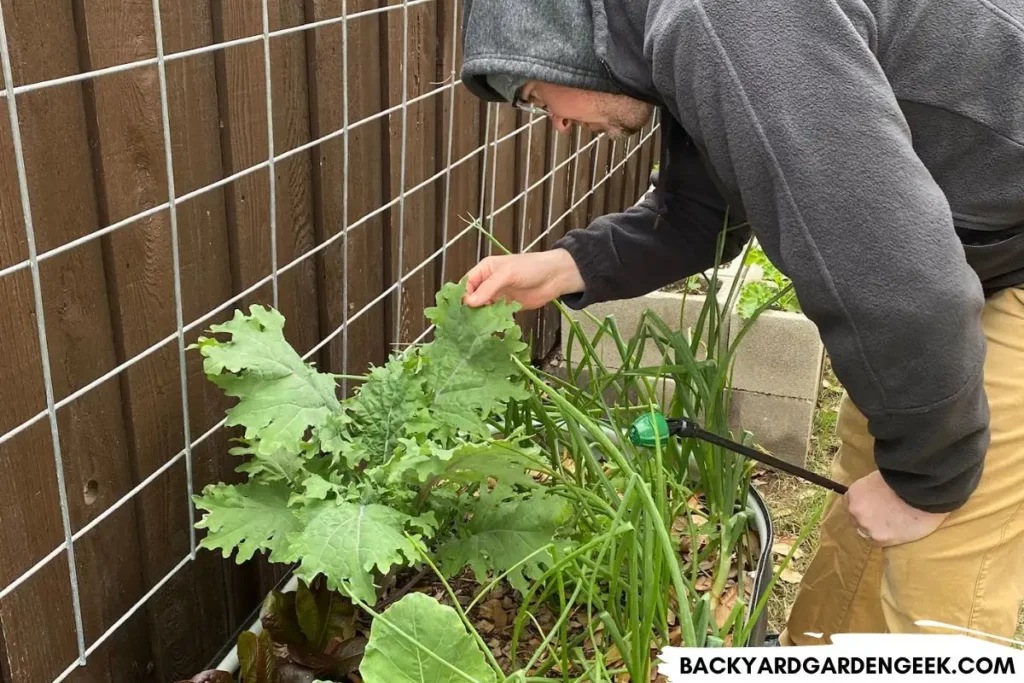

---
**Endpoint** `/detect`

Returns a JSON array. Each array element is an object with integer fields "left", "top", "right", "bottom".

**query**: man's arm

[
  {"left": 653, "top": 0, "right": 989, "bottom": 512},
  {"left": 554, "top": 119, "right": 751, "bottom": 308}
]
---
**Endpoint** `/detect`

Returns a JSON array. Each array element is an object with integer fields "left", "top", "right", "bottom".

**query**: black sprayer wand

[{"left": 627, "top": 412, "right": 848, "bottom": 495}]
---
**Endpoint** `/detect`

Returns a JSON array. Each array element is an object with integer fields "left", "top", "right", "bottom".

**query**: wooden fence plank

[
  {"left": 215, "top": 1, "right": 320, "bottom": 357},
  {"left": 0, "top": 629, "right": 9, "bottom": 683},
  {"left": 548, "top": 130, "right": 574, "bottom": 237},
  {"left": 485, "top": 107, "right": 519, "bottom": 256},
  {"left": 587, "top": 136, "right": 610, "bottom": 225},
  {"left": 514, "top": 116, "right": 548, "bottom": 357},
  {"left": 383, "top": 0, "right": 439, "bottom": 346},
  {"left": 620, "top": 134, "right": 641, "bottom": 210},
  {"left": 215, "top": 0, "right": 312, "bottom": 594},
  {"left": 636, "top": 130, "right": 653, "bottom": 199},
  {"left": 537, "top": 127, "right": 573, "bottom": 360},
  {"left": 340, "top": 2, "right": 389, "bottom": 379},
  {"left": 603, "top": 138, "right": 626, "bottom": 215},
  {"left": 78, "top": 0, "right": 245, "bottom": 677},
  {"left": 214, "top": 0, "right": 322, "bottom": 600},
  {"left": 306, "top": 0, "right": 345, "bottom": 376},
  {"left": 304, "top": 0, "right": 389, "bottom": 390},
  {"left": 0, "top": 2, "right": 153, "bottom": 680},
  {"left": 570, "top": 129, "right": 595, "bottom": 233},
  {"left": 210, "top": 0, "right": 291, "bottom": 607},
  {"left": 269, "top": 0, "right": 321, "bottom": 358},
  {"left": 164, "top": 0, "right": 264, "bottom": 639},
  {"left": 435, "top": 0, "right": 484, "bottom": 287}
]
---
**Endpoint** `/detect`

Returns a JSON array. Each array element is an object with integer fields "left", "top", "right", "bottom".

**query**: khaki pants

[{"left": 781, "top": 287, "right": 1024, "bottom": 645}]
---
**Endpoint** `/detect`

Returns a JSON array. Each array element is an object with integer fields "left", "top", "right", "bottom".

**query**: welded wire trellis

[{"left": 0, "top": 1, "right": 660, "bottom": 680}]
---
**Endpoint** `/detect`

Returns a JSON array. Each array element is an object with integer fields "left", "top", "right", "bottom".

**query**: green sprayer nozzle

[{"left": 628, "top": 412, "right": 671, "bottom": 448}]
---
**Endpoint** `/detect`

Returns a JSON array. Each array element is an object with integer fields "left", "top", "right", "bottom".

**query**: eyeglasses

[{"left": 512, "top": 92, "right": 548, "bottom": 117}]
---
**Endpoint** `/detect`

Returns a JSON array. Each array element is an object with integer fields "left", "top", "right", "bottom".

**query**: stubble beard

[{"left": 604, "top": 101, "right": 654, "bottom": 139}]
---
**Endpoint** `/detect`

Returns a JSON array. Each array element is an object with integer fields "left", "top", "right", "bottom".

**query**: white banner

[{"left": 658, "top": 631, "right": 1024, "bottom": 681}]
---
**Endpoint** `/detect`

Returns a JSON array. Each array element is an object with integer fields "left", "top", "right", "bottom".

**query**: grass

[{"left": 758, "top": 357, "right": 1024, "bottom": 645}]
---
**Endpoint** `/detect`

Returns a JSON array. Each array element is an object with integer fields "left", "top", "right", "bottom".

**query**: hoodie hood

[{"left": 460, "top": 0, "right": 625, "bottom": 103}]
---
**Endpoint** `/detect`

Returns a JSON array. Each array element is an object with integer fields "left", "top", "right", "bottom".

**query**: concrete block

[
  {"left": 728, "top": 309, "right": 824, "bottom": 401},
  {"left": 728, "top": 390, "right": 814, "bottom": 467}
]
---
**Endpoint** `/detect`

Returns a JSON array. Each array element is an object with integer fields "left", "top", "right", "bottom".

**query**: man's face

[{"left": 518, "top": 81, "right": 653, "bottom": 139}]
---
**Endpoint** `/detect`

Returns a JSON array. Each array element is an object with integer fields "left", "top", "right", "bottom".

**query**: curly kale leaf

[
  {"left": 420, "top": 282, "right": 530, "bottom": 436},
  {"left": 195, "top": 306, "right": 340, "bottom": 456}
]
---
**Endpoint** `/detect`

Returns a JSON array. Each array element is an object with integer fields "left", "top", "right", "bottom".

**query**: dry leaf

[
  {"left": 677, "top": 534, "right": 692, "bottom": 554},
  {"left": 714, "top": 584, "right": 739, "bottom": 628},
  {"left": 695, "top": 576, "right": 713, "bottom": 592},
  {"left": 561, "top": 448, "right": 576, "bottom": 473},
  {"left": 771, "top": 540, "right": 805, "bottom": 560},
  {"left": 775, "top": 565, "right": 804, "bottom": 583},
  {"left": 687, "top": 495, "right": 702, "bottom": 511},
  {"left": 690, "top": 514, "right": 708, "bottom": 526}
]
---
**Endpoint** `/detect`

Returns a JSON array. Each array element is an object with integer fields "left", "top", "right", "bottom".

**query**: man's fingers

[
  {"left": 464, "top": 260, "right": 489, "bottom": 294},
  {"left": 464, "top": 268, "right": 510, "bottom": 307}
]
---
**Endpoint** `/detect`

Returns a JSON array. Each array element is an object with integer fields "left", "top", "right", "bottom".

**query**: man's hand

[
  {"left": 463, "top": 248, "right": 584, "bottom": 310},
  {"left": 846, "top": 471, "right": 950, "bottom": 547}
]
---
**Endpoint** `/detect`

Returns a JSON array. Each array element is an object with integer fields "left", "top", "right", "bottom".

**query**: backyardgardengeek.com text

[{"left": 678, "top": 655, "right": 1016, "bottom": 676}]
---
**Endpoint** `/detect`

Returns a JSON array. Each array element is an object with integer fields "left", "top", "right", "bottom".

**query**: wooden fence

[{"left": 0, "top": 1, "right": 658, "bottom": 680}]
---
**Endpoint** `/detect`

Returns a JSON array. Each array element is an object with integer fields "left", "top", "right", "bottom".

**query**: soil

[{"left": 660, "top": 277, "right": 708, "bottom": 295}]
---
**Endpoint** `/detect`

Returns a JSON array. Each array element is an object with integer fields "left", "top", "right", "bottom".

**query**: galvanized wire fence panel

[{"left": 0, "top": 1, "right": 659, "bottom": 680}]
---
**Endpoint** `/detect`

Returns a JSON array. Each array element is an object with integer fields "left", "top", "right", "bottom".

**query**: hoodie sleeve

[
  {"left": 651, "top": 0, "right": 989, "bottom": 511},
  {"left": 554, "top": 123, "right": 751, "bottom": 309}
]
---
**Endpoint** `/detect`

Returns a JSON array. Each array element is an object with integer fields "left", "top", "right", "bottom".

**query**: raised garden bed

[
  {"left": 562, "top": 242, "right": 824, "bottom": 467},
  {"left": 178, "top": 279, "right": 803, "bottom": 683}
]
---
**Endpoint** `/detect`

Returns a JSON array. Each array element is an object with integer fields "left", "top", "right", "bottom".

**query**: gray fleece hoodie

[{"left": 461, "top": 0, "right": 1024, "bottom": 513}]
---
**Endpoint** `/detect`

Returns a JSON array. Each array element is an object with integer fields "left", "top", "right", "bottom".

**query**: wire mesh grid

[{"left": 0, "top": 1, "right": 659, "bottom": 680}]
